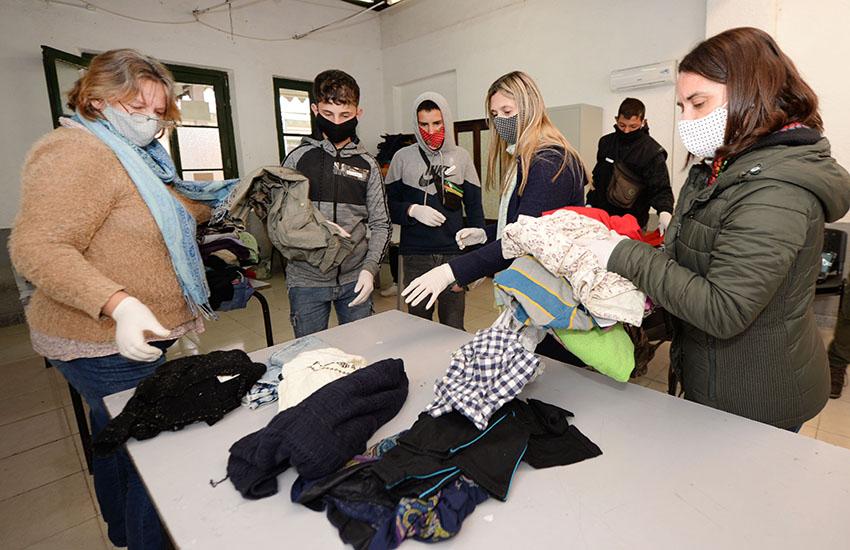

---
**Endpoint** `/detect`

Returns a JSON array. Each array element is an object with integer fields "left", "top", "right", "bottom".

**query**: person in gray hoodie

[
  {"left": 385, "top": 92, "right": 484, "bottom": 329},
  {"left": 283, "top": 70, "right": 390, "bottom": 337}
]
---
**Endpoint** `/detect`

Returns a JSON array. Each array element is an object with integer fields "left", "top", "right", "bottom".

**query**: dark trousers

[
  {"left": 388, "top": 244, "right": 399, "bottom": 283},
  {"left": 49, "top": 341, "right": 174, "bottom": 550},
  {"left": 829, "top": 290, "right": 850, "bottom": 367},
  {"left": 403, "top": 254, "right": 465, "bottom": 330}
]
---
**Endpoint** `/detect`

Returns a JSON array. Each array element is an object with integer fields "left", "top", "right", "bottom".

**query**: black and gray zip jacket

[{"left": 282, "top": 136, "right": 390, "bottom": 288}]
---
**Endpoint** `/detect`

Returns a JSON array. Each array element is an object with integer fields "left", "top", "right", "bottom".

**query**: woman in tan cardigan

[{"left": 9, "top": 49, "right": 230, "bottom": 549}]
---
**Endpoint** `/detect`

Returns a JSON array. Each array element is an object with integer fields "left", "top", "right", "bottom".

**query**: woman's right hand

[
  {"left": 109, "top": 296, "right": 171, "bottom": 362},
  {"left": 402, "top": 264, "right": 456, "bottom": 309},
  {"left": 455, "top": 227, "right": 487, "bottom": 249}
]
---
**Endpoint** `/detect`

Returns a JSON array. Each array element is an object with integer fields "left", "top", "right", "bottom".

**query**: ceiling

[{"left": 340, "top": 0, "right": 391, "bottom": 11}]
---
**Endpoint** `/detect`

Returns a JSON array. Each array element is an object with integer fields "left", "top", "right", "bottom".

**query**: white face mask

[
  {"left": 102, "top": 104, "right": 160, "bottom": 147},
  {"left": 677, "top": 105, "right": 728, "bottom": 158}
]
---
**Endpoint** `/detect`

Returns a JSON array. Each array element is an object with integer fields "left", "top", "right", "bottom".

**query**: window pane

[
  {"left": 183, "top": 170, "right": 225, "bottom": 181},
  {"left": 279, "top": 88, "right": 312, "bottom": 136},
  {"left": 176, "top": 83, "right": 218, "bottom": 127},
  {"left": 56, "top": 59, "right": 86, "bottom": 117},
  {"left": 176, "top": 127, "right": 223, "bottom": 170},
  {"left": 157, "top": 135, "right": 171, "bottom": 156}
]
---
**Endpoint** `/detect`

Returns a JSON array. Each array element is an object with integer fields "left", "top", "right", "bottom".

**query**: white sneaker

[{"left": 380, "top": 283, "right": 398, "bottom": 297}]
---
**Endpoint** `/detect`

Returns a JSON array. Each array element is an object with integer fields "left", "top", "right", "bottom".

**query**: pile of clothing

[
  {"left": 227, "top": 358, "right": 409, "bottom": 499},
  {"left": 293, "top": 398, "right": 601, "bottom": 549},
  {"left": 241, "top": 335, "right": 327, "bottom": 409},
  {"left": 94, "top": 350, "right": 266, "bottom": 455},
  {"left": 492, "top": 206, "right": 660, "bottom": 381},
  {"left": 240, "top": 336, "right": 369, "bottom": 411},
  {"left": 197, "top": 221, "right": 261, "bottom": 311},
  {"left": 276, "top": 328, "right": 603, "bottom": 549}
]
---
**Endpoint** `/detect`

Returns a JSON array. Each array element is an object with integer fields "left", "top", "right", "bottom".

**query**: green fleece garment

[{"left": 553, "top": 324, "right": 634, "bottom": 382}]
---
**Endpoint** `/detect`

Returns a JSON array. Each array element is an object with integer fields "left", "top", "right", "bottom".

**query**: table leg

[{"left": 251, "top": 290, "right": 274, "bottom": 347}]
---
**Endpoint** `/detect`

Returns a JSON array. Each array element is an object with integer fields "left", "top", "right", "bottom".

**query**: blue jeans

[
  {"left": 50, "top": 341, "right": 172, "bottom": 550},
  {"left": 288, "top": 281, "right": 372, "bottom": 338}
]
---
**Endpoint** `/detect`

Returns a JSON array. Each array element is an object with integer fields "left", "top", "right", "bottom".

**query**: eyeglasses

[{"left": 118, "top": 102, "right": 177, "bottom": 129}]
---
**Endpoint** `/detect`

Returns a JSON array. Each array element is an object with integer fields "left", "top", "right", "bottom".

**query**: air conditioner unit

[{"left": 610, "top": 60, "right": 677, "bottom": 91}]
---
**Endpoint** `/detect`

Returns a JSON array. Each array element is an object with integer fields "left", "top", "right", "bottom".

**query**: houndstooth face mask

[
  {"left": 493, "top": 114, "right": 519, "bottom": 145},
  {"left": 677, "top": 105, "right": 727, "bottom": 159}
]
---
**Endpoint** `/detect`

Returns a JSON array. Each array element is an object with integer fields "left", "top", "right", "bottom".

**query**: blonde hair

[
  {"left": 67, "top": 49, "right": 180, "bottom": 126},
  {"left": 484, "top": 71, "right": 587, "bottom": 195}
]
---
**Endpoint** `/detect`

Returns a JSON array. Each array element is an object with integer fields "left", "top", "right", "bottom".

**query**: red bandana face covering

[{"left": 419, "top": 126, "right": 445, "bottom": 150}]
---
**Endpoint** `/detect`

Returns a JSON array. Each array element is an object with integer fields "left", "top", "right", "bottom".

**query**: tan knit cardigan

[{"left": 9, "top": 127, "right": 211, "bottom": 345}]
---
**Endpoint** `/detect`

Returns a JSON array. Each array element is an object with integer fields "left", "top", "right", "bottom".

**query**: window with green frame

[
  {"left": 43, "top": 46, "right": 239, "bottom": 181},
  {"left": 161, "top": 65, "right": 239, "bottom": 181},
  {"left": 274, "top": 77, "right": 315, "bottom": 162}
]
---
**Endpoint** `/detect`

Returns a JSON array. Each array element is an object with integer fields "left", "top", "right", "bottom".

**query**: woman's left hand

[
  {"left": 576, "top": 230, "right": 627, "bottom": 270},
  {"left": 402, "top": 264, "right": 455, "bottom": 309},
  {"left": 658, "top": 211, "right": 673, "bottom": 235}
]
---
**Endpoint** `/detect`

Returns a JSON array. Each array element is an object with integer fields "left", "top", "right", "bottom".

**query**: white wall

[
  {"left": 380, "top": 0, "right": 708, "bottom": 198},
  {"left": 7, "top": 0, "right": 848, "bottom": 229},
  {"left": 0, "top": 0, "right": 386, "bottom": 228},
  {"left": 707, "top": 0, "right": 850, "bottom": 221}
]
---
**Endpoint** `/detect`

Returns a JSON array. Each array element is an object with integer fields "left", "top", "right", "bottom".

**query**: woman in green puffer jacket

[{"left": 585, "top": 27, "right": 850, "bottom": 430}]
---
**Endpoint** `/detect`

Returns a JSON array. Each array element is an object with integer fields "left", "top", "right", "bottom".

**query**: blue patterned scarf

[{"left": 72, "top": 113, "right": 237, "bottom": 318}]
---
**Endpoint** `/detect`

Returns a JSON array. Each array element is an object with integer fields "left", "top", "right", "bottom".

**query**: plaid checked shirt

[{"left": 426, "top": 328, "right": 540, "bottom": 429}]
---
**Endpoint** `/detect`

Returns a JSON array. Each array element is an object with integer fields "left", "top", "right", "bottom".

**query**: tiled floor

[{"left": 1, "top": 275, "right": 848, "bottom": 548}]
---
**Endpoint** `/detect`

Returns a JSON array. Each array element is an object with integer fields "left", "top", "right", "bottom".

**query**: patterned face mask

[
  {"left": 419, "top": 126, "right": 445, "bottom": 150},
  {"left": 677, "top": 105, "right": 728, "bottom": 159},
  {"left": 102, "top": 104, "right": 160, "bottom": 147},
  {"left": 493, "top": 114, "right": 519, "bottom": 145}
]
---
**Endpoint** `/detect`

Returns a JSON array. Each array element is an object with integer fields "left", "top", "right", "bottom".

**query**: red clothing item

[{"left": 542, "top": 206, "right": 663, "bottom": 246}]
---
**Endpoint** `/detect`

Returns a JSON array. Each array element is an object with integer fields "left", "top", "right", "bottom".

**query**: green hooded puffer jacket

[{"left": 610, "top": 134, "right": 850, "bottom": 428}]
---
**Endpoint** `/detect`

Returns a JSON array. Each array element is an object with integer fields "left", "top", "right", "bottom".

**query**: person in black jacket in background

[{"left": 587, "top": 97, "right": 674, "bottom": 233}]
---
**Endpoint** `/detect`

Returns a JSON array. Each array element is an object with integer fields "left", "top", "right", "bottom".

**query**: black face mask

[
  {"left": 316, "top": 113, "right": 358, "bottom": 144},
  {"left": 614, "top": 124, "right": 646, "bottom": 143}
]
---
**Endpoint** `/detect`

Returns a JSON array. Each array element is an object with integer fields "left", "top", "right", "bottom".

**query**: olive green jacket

[{"left": 610, "top": 136, "right": 850, "bottom": 428}]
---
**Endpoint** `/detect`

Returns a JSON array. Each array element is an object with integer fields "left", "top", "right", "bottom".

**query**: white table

[{"left": 104, "top": 310, "right": 850, "bottom": 549}]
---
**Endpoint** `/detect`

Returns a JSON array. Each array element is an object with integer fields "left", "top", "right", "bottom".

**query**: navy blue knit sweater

[{"left": 449, "top": 147, "right": 587, "bottom": 285}]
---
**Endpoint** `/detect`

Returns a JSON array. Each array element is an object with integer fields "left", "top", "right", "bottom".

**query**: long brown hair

[
  {"left": 679, "top": 27, "right": 822, "bottom": 159},
  {"left": 67, "top": 49, "right": 180, "bottom": 126},
  {"left": 484, "top": 71, "right": 587, "bottom": 195}
]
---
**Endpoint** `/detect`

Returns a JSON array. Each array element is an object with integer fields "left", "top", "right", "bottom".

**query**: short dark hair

[
  {"left": 617, "top": 97, "right": 645, "bottom": 120},
  {"left": 680, "top": 26, "right": 822, "bottom": 159},
  {"left": 313, "top": 69, "right": 360, "bottom": 106},
  {"left": 416, "top": 99, "right": 440, "bottom": 113}
]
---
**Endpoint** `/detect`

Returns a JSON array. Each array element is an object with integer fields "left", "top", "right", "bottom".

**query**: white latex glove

[
  {"left": 323, "top": 220, "right": 352, "bottom": 238},
  {"left": 408, "top": 204, "right": 446, "bottom": 227},
  {"left": 658, "top": 211, "right": 673, "bottom": 236},
  {"left": 455, "top": 227, "right": 487, "bottom": 250},
  {"left": 348, "top": 270, "right": 374, "bottom": 307},
  {"left": 402, "top": 264, "right": 455, "bottom": 309},
  {"left": 111, "top": 297, "right": 171, "bottom": 362},
  {"left": 576, "top": 230, "right": 628, "bottom": 270}
]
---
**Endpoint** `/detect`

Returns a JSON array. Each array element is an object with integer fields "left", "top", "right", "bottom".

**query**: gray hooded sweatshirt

[
  {"left": 283, "top": 136, "right": 389, "bottom": 288},
  {"left": 385, "top": 92, "right": 484, "bottom": 255}
]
